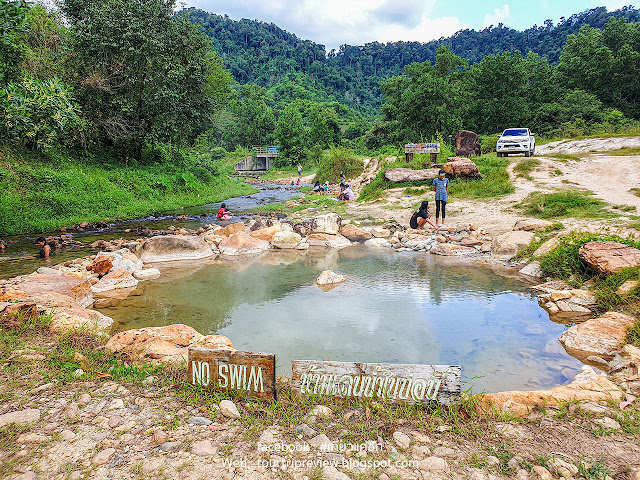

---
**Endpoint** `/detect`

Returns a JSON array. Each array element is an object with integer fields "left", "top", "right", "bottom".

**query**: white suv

[{"left": 496, "top": 128, "right": 535, "bottom": 157}]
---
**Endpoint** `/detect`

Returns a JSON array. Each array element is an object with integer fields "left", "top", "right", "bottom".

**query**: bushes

[
  {"left": 313, "top": 147, "right": 363, "bottom": 183},
  {"left": 518, "top": 190, "right": 614, "bottom": 219}
]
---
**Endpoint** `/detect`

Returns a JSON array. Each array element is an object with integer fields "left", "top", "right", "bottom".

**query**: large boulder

[
  {"left": 48, "top": 306, "right": 114, "bottom": 336},
  {"left": 91, "top": 269, "right": 139, "bottom": 294},
  {"left": 302, "top": 213, "right": 341, "bottom": 235},
  {"left": 271, "top": 231, "right": 302, "bottom": 249},
  {"left": 538, "top": 288, "right": 597, "bottom": 323},
  {"left": 493, "top": 231, "right": 534, "bottom": 256},
  {"left": 251, "top": 225, "right": 282, "bottom": 242},
  {"left": 17, "top": 275, "right": 93, "bottom": 308},
  {"left": 341, "top": 224, "right": 372, "bottom": 242},
  {"left": 384, "top": 168, "right": 440, "bottom": 183},
  {"left": 317, "top": 270, "right": 346, "bottom": 286},
  {"left": 218, "top": 232, "right": 270, "bottom": 256},
  {"left": 579, "top": 241, "right": 640, "bottom": 274},
  {"left": 307, "top": 233, "right": 352, "bottom": 249},
  {"left": 455, "top": 130, "right": 481, "bottom": 157},
  {"left": 217, "top": 222, "right": 246, "bottom": 237},
  {"left": 0, "top": 301, "right": 37, "bottom": 321},
  {"left": 140, "top": 235, "right": 214, "bottom": 263},
  {"left": 444, "top": 157, "right": 482, "bottom": 179},
  {"left": 105, "top": 324, "right": 235, "bottom": 364},
  {"left": 478, "top": 366, "right": 624, "bottom": 417},
  {"left": 430, "top": 243, "right": 477, "bottom": 256},
  {"left": 513, "top": 218, "right": 554, "bottom": 232},
  {"left": 94, "top": 249, "right": 143, "bottom": 274},
  {"left": 559, "top": 312, "right": 636, "bottom": 362}
]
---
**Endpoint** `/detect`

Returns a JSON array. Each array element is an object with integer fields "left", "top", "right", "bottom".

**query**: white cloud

[
  {"left": 482, "top": 3, "right": 511, "bottom": 28},
  {"left": 186, "top": 0, "right": 467, "bottom": 51},
  {"left": 596, "top": 0, "right": 634, "bottom": 10}
]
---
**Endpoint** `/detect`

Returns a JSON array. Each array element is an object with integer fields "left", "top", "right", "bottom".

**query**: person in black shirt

[{"left": 409, "top": 201, "right": 437, "bottom": 230}]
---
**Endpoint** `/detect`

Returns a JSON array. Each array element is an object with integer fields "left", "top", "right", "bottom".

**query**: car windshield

[{"left": 502, "top": 129, "right": 529, "bottom": 136}]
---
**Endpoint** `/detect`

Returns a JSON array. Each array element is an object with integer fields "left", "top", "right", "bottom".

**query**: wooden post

[
  {"left": 430, "top": 153, "right": 438, "bottom": 164},
  {"left": 405, "top": 152, "right": 413, "bottom": 163}
]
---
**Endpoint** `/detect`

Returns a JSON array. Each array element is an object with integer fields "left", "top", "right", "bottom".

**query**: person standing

[
  {"left": 297, "top": 163, "right": 302, "bottom": 178},
  {"left": 432, "top": 169, "right": 449, "bottom": 228}
]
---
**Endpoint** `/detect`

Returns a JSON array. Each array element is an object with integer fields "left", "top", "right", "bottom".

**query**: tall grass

[
  {"left": 313, "top": 147, "right": 363, "bottom": 183},
  {"left": 0, "top": 147, "right": 256, "bottom": 234},
  {"left": 518, "top": 190, "right": 616, "bottom": 219}
]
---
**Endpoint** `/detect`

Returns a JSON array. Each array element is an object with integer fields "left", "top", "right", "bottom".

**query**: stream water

[
  {"left": 0, "top": 183, "right": 302, "bottom": 279},
  {"left": 95, "top": 245, "right": 582, "bottom": 394}
]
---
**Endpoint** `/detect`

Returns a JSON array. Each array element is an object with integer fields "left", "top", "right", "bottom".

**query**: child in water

[
  {"left": 217, "top": 203, "right": 232, "bottom": 221},
  {"left": 35, "top": 237, "right": 51, "bottom": 259}
]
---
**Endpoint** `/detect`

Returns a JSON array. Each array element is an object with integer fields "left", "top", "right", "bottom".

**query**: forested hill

[{"left": 185, "top": 6, "right": 640, "bottom": 114}]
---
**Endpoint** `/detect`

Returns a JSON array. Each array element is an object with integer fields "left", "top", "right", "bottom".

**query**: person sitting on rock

[
  {"left": 338, "top": 183, "right": 354, "bottom": 201},
  {"left": 35, "top": 237, "right": 51, "bottom": 259},
  {"left": 312, "top": 181, "right": 323, "bottom": 193},
  {"left": 217, "top": 203, "right": 232, "bottom": 221},
  {"left": 409, "top": 201, "right": 437, "bottom": 230}
]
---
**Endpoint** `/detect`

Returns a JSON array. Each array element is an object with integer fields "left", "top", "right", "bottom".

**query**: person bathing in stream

[
  {"left": 217, "top": 203, "right": 232, "bottom": 221},
  {"left": 35, "top": 237, "right": 51, "bottom": 259},
  {"left": 432, "top": 169, "right": 449, "bottom": 228},
  {"left": 409, "top": 201, "right": 437, "bottom": 230}
]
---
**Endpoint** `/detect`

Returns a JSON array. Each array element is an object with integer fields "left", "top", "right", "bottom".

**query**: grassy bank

[
  {"left": 359, "top": 155, "right": 513, "bottom": 202},
  {"left": 0, "top": 147, "right": 257, "bottom": 235}
]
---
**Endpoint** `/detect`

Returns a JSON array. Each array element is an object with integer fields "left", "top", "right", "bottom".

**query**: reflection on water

[{"left": 96, "top": 245, "right": 582, "bottom": 393}]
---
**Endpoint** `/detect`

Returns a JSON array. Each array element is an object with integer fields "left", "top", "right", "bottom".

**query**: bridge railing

[{"left": 253, "top": 146, "right": 279, "bottom": 155}]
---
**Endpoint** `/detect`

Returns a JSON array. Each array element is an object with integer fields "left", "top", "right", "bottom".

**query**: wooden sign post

[
  {"left": 291, "top": 360, "right": 460, "bottom": 405},
  {"left": 404, "top": 143, "right": 441, "bottom": 165},
  {"left": 188, "top": 347, "right": 277, "bottom": 400}
]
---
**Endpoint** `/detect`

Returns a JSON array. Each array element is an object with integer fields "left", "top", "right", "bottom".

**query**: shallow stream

[{"left": 96, "top": 245, "right": 582, "bottom": 394}]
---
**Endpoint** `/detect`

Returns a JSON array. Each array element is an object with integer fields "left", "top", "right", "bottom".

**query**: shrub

[{"left": 314, "top": 147, "right": 362, "bottom": 183}]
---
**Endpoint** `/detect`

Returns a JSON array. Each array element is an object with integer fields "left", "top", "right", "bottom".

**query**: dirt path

[{"left": 537, "top": 136, "right": 640, "bottom": 155}]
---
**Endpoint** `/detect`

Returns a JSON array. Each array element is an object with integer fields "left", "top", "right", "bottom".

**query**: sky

[{"left": 183, "top": 0, "right": 636, "bottom": 51}]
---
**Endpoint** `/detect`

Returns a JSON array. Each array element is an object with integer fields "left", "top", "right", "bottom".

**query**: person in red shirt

[{"left": 217, "top": 203, "right": 232, "bottom": 220}]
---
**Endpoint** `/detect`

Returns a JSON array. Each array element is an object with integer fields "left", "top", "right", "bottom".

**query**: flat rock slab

[
  {"left": 18, "top": 275, "right": 93, "bottom": 308},
  {"left": 384, "top": 168, "right": 440, "bottom": 182},
  {"left": 302, "top": 213, "right": 342, "bottom": 235},
  {"left": 430, "top": 243, "right": 476, "bottom": 256},
  {"left": 49, "top": 306, "right": 114, "bottom": 336},
  {"left": 0, "top": 408, "right": 40, "bottom": 427},
  {"left": 579, "top": 241, "right": 640, "bottom": 274},
  {"left": 141, "top": 235, "right": 214, "bottom": 263},
  {"left": 493, "top": 231, "right": 534, "bottom": 256},
  {"left": 218, "top": 232, "right": 270, "bottom": 256}
]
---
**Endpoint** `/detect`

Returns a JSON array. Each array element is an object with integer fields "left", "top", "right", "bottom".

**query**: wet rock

[
  {"left": 609, "top": 344, "right": 640, "bottom": 377},
  {"left": 251, "top": 225, "right": 282, "bottom": 242},
  {"left": 219, "top": 400, "right": 240, "bottom": 419},
  {"left": 105, "top": 324, "right": 234, "bottom": 365},
  {"left": 384, "top": 168, "right": 440, "bottom": 182},
  {"left": 579, "top": 241, "right": 640, "bottom": 274},
  {"left": 192, "top": 439, "right": 217, "bottom": 456},
  {"left": 316, "top": 271, "right": 346, "bottom": 287},
  {"left": 371, "top": 227, "right": 391, "bottom": 238},
  {"left": 513, "top": 219, "right": 554, "bottom": 232},
  {"left": 49, "top": 306, "right": 114, "bottom": 336},
  {"left": 519, "top": 261, "right": 542, "bottom": 278},
  {"left": 444, "top": 157, "right": 482, "bottom": 179},
  {"left": 133, "top": 268, "right": 161, "bottom": 280},
  {"left": 341, "top": 224, "right": 372, "bottom": 242},
  {"left": 218, "top": 232, "right": 270, "bottom": 256},
  {"left": 91, "top": 268, "right": 138, "bottom": 294},
  {"left": 217, "top": 222, "right": 246, "bottom": 237},
  {"left": 479, "top": 366, "right": 624, "bottom": 417},
  {"left": 86, "top": 258, "right": 113, "bottom": 276},
  {"left": 271, "top": 231, "right": 302, "bottom": 249},
  {"left": 493, "top": 230, "right": 534, "bottom": 256},
  {"left": 302, "top": 213, "right": 342, "bottom": 235},
  {"left": 460, "top": 237, "right": 483, "bottom": 247},
  {"left": 559, "top": 312, "right": 636, "bottom": 362},
  {"left": 538, "top": 289, "right": 596, "bottom": 323},
  {"left": 364, "top": 238, "right": 391, "bottom": 248},
  {"left": 307, "top": 233, "right": 352, "bottom": 249},
  {"left": 91, "top": 448, "right": 116, "bottom": 465},
  {"left": 140, "top": 235, "right": 215, "bottom": 263},
  {"left": 430, "top": 243, "right": 476, "bottom": 256},
  {"left": 18, "top": 275, "right": 93, "bottom": 308}
]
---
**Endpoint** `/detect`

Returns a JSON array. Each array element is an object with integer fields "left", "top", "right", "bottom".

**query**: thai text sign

[
  {"left": 188, "top": 347, "right": 276, "bottom": 400},
  {"left": 291, "top": 360, "right": 461, "bottom": 405},
  {"left": 405, "top": 143, "right": 440, "bottom": 154}
]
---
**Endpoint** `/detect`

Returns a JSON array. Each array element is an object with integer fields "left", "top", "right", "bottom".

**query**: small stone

[
  {"left": 323, "top": 465, "right": 352, "bottom": 480},
  {"left": 153, "top": 429, "right": 167, "bottom": 444},
  {"left": 532, "top": 465, "right": 553, "bottom": 480},
  {"left": 578, "top": 402, "right": 610, "bottom": 415},
  {"left": 516, "top": 469, "right": 531, "bottom": 480},
  {"left": 392, "top": 431, "right": 411, "bottom": 450},
  {"left": 486, "top": 455, "right": 500, "bottom": 466},
  {"left": 73, "top": 352, "right": 85, "bottom": 362},
  {"left": 142, "top": 376, "right": 155, "bottom": 386},
  {"left": 418, "top": 456, "right": 449, "bottom": 472},
  {"left": 433, "top": 446, "right": 456, "bottom": 457},
  {"left": 60, "top": 430, "right": 76, "bottom": 441},
  {"left": 0, "top": 408, "right": 41, "bottom": 428},
  {"left": 160, "top": 441, "right": 180, "bottom": 452},
  {"left": 29, "top": 382, "right": 54, "bottom": 394},
  {"left": 258, "top": 427, "right": 279, "bottom": 444},
  {"left": 593, "top": 417, "right": 621, "bottom": 430},
  {"left": 192, "top": 439, "right": 217, "bottom": 456},
  {"left": 310, "top": 405, "right": 333, "bottom": 417},
  {"left": 17, "top": 433, "right": 47, "bottom": 443},
  {"left": 219, "top": 400, "right": 241, "bottom": 419},
  {"left": 108, "top": 415, "right": 122, "bottom": 428},
  {"left": 108, "top": 454, "right": 126, "bottom": 468},
  {"left": 108, "top": 398, "right": 124, "bottom": 410},
  {"left": 65, "top": 402, "right": 80, "bottom": 421},
  {"left": 77, "top": 393, "right": 91, "bottom": 405},
  {"left": 295, "top": 423, "right": 317, "bottom": 438},
  {"left": 73, "top": 368, "right": 84, "bottom": 378},
  {"left": 586, "top": 355, "right": 610, "bottom": 369},
  {"left": 13, "top": 473, "right": 39, "bottom": 480},
  {"left": 309, "top": 434, "right": 333, "bottom": 450},
  {"left": 468, "top": 468, "right": 489, "bottom": 480},
  {"left": 188, "top": 416, "right": 212, "bottom": 426},
  {"left": 92, "top": 448, "right": 116, "bottom": 465},
  {"left": 508, "top": 457, "right": 520, "bottom": 470},
  {"left": 616, "top": 280, "right": 639, "bottom": 295},
  {"left": 410, "top": 431, "right": 431, "bottom": 443}
]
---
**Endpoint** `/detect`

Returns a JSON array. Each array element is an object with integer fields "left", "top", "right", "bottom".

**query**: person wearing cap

[{"left": 432, "top": 169, "right": 449, "bottom": 228}]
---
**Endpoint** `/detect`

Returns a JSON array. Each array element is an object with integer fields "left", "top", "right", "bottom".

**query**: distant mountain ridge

[{"left": 183, "top": 6, "right": 640, "bottom": 114}]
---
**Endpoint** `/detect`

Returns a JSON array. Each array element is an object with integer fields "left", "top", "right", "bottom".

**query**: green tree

[
  {"left": 62, "top": 0, "right": 232, "bottom": 158},
  {"left": 275, "top": 103, "right": 307, "bottom": 164},
  {"left": 0, "top": 0, "right": 30, "bottom": 85}
]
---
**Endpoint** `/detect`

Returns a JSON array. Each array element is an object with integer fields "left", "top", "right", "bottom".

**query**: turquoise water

[{"left": 96, "top": 245, "right": 582, "bottom": 393}]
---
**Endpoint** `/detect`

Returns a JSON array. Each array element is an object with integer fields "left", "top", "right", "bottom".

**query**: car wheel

[
  {"left": 531, "top": 147, "right": 535, "bottom": 155},
  {"left": 524, "top": 150, "right": 530, "bottom": 157}
]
